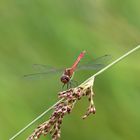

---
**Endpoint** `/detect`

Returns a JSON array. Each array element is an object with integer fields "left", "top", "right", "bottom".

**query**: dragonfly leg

[
  {"left": 67, "top": 83, "right": 70, "bottom": 89},
  {"left": 62, "top": 83, "right": 70, "bottom": 89},
  {"left": 70, "top": 79, "right": 78, "bottom": 87},
  {"left": 69, "top": 82, "right": 72, "bottom": 88},
  {"left": 62, "top": 82, "right": 73, "bottom": 90},
  {"left": 62, "top": 83, "right": 66, "bottom": 89},
  {"left": 65, "top": 82, "right": 72, "bottom": 89}
]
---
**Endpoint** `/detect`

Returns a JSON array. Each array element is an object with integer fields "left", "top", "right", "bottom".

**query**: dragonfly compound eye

[{"left": 60, "top": 75, "right": 70, "bottom": 84}]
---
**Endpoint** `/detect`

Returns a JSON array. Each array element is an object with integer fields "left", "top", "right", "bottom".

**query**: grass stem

[
  {"left": 81, "top": 45, "right": 140, "bottom": 85},
  {"left": 9, "top": 45, "right": 140, "bottom": 140},
  {"left": 9, "top": 99, "right": 64, "bottom": 140}
]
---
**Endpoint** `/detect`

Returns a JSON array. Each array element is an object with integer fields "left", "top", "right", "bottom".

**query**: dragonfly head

[{"left": 60, "top": 75, "right": 70, "bottom": 84}]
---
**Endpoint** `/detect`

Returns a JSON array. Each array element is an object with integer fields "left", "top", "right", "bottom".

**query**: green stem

[
  {"left": 81, "top": 45, "right": 140, "bottom": 85},
  {"left": 9, "top": 45, "right": 140, "bottom": 140},
  {"left": 9, "top": 98, "right": 64, "bottom": 140}
]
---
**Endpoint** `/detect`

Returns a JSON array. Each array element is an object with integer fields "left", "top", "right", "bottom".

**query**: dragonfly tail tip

[{"left": 83, "top": 50, "right": 86, "bottom": 53}]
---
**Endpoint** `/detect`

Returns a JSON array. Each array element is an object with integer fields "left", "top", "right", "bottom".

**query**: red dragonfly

[{"left": 24, "top": 51, "right": 110, "bottom": 88}]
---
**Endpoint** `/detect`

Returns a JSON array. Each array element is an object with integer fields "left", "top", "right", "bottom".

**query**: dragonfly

[{"left": 24, "top": 51, "right": 110, "bottom": 88}]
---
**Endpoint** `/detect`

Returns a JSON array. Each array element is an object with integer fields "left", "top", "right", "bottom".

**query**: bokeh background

[{"left": 0, "top": 0, "right": 140, "bottom": 140}]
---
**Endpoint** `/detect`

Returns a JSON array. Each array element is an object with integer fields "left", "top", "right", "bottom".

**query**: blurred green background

[{"left": 0, "top": 0, "right": 140, "bottom": 140}]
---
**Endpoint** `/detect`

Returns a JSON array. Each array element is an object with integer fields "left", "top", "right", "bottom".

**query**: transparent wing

[
  {"left": 32, "top": 64, "right": 59, "bottom": 72},
  {"left": 24, "top": 64, "right": 63, "bottom": 79},
  {"left": 77, "top": 54, "right": 111, "bottom": 71}
]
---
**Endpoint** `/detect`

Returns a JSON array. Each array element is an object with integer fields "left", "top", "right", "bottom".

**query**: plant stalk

[
  {"left": 81, "top": 45, "right": 140, "bottom": 85},
  {"left": 9, "top": 99, "right": 64, "bottom": 140},
  {"left": 9, "top": 45, "right": 140, "bottom": 140}
]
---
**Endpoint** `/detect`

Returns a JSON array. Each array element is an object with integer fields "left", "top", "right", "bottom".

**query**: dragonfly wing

[
  {"left": 24, "top": 64, "right": 63, "bottom": 80},
  {"left": 77, "top": 54, "right": 111, "bottom": 71},
  {"left": 23, "top": 70, "right": 62, "bottom": 79},
  {"left": 32, "top": 64, "right": 58, "bottom": 72},
  {"left": 77, "top": 64, "right": 105, "bottom": 71}
]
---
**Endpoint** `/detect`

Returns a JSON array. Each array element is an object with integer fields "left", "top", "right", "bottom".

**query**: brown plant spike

[{"left": 27, "top": 78, "right": 95, "bottom": 140}]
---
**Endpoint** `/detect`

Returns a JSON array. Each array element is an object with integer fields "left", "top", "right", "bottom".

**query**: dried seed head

[{"left": 27, "top": 77, "right": 96, "bottom": 140}]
